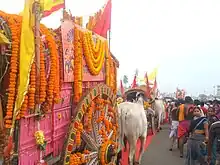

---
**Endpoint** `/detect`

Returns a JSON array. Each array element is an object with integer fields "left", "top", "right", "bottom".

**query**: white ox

[
  {"left": 118, "top": 97, "right": 147, "bottom": 165},
  {"left": 151, "top": 99, "right": 166, "bottom": 132}
]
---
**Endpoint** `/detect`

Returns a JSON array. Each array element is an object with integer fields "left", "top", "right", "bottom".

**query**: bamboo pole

[
  {"left": 33, "top": 0, "right": 43, "bottom": 162},
  {"left": 34, "top": 0, "right": 41, "bottom": 108}
]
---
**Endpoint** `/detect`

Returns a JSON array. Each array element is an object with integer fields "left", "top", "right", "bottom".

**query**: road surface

[{"left": 141, "top": 124, "right": 185, "bottom": 165}]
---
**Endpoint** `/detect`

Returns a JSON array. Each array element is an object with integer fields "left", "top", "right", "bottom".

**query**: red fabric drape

[{"left": 92, "top": 0, "right": 112, "bottom": 38}]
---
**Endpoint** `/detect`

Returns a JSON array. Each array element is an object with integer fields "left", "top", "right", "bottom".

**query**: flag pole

[
  {"left": 34, "top": 0, "right": 41, "bottom": 110},
  {"left": 33, "top": 0, "right": 44, "bottom": 163},
  {"left": 63, "top": 0, "right": 66, "bottom": 18}
]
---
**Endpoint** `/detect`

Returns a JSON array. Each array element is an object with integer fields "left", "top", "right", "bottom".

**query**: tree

[{"left": 123, "top": 75, "right": 128, "bottom": 87}]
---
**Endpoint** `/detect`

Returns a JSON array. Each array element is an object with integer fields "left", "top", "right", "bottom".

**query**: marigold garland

[
  {"left": 40, "top": 25, "right": 60, "bottom": 110},
  {"left": 54, "top": 28, "right": 63, "bottom": 91},
  {"left": 113, "top": 61, "right": 117, "bottom": 94},
  {"left": 100, "top": 140, "right": 112, "bottom": 164},
  {"left": 81, "top": 29, "right": 106, "bottom": 75},
  {"left": 105, "top": 48, "right": 117, "bottom": 92},
  {"left": 70, "top": 152, "right": 87, "bottom": 165},
  {"left": 73, "top": 27, "right": 83, "bottom": 103},
  {"left": 69, "top": 95, "right": 118, "bottom": 165},
  {"left": 110, "top": 59, "right": 117, "bottom": 93},
  {"left": 19, "top": 95, "right": 28, "bottom": 118},
  {"left": 109, "top": 54, "right": 114, "bottom": 89},
  {"left": 90, "top": 36, "right": 101, "bottom": 53},
  {"left": 18, "top": 60, "right": 36, "bottom": 118},
  {"left": 3, "top": 17, "right": 21, "bottom": 128},
  {"left": 39, "top": 42, "right": 47, "bottom": 104},
  {"left": 86, "top": 104, "right": 94, "bottom": 132},
  {"left": 105, "top": 49, "right": 110, "bottom": 86},
  {"left": 0, "top": 11, "right": 62, "bottom": 121},
  {"left": 86, "top": 32, "right": 104, "bottom": 65},
  {"left": 75, "top": 121, "right": 83, "bottom": 146},
  {"left": 28, "top": 62, "right": 36, "bottom": 110}
]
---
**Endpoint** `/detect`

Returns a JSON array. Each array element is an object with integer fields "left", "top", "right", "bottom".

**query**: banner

[
  {"left": 61, "top": 20, "right": 74, "bottom": 82},
  {"left": 14, "top": 0, "right": 35, "bottom": 120}
]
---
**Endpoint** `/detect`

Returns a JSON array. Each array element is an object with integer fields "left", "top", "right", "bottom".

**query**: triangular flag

[
  {"left": 120, "top": 80, "right": 124, "bottom": 96},
  {"left": 131, "top": 75, "right": 137, "bottom": 88}
]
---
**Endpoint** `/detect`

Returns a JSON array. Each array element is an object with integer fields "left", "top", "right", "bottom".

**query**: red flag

[
  {"left": 92, "top": 0, "right": 112, "bottom": 38},
  {"left": 153, "top": 78, "right": 157, "bottom": 91},
  {"left": 131, "top": 75, "right": 137, "bottom": 88},
  {"left": 150, "top": 78, "right": 157, "bottom": 97},
  {"left": 120, "top": 80, "right": 124, "bottom": 95}
]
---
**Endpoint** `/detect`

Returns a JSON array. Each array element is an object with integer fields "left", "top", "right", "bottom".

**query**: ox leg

[
  {"left": 128, "top": 138, "right": 136, "bottom": 165},
  {"left": 137, "top": 135, "right": 147, "bottom": 164},
  {"left": 116, "top": 150, "right": 122, "bottom": 165},
  {"left": 157, "top": 114, "right": 161, "bottom": 132},
  {"left": 151, "top": 116, "right": 156, "bottom": 135},
  {"left": 124, "top": 136, "right": 128, "bottom": 152}
]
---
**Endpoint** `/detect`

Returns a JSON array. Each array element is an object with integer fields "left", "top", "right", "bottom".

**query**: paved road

[{"left": 141, "top": 124, "right": 185, "bottom": 165}]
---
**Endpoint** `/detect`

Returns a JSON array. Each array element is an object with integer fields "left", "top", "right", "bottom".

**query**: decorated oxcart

[
  {"left": 123, "top": 86, "right": 156, "bottom": 135},
  {"left": 0, "top": 8, "right": 119, "bottom": 165}
]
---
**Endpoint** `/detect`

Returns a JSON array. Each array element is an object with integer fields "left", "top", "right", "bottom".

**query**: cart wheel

[{"left": 63, "top": 84, "right": 119, "bottom": 165}]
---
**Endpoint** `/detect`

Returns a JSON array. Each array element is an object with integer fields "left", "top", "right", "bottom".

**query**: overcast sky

[{"left": 1, "top": 0, "right": 220, "bottom": 96}]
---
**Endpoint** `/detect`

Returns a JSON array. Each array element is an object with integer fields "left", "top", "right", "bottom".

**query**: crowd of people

[{"left": 167, "top": 97, "right": 220, "bottom": 165}]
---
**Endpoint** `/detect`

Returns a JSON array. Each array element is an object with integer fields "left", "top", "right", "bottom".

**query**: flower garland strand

[
  {"left": 73, "top": 27, "right": 83, "bottom": 103},
  {"left": 105, "top": 45, "right": 110, "bottom": 86},
  {"left": 19, "top": 95, "right": 28, "bottom": 118},
  {"left": 70, "top": 152, "right": 87, "bottom": 165},
  {"left": 86, "top": 102, "right": 94, "bottom": 132},
  {"left": 86, "top": 32, "right": 104, "bottom": 66},
  {"left": 53, "top": 42, "right": 60, "bottom": 104},
  {"left": 40, "top": 25, "right": 60, "bottom": 110},
  {"left": 28, "top": 62, "right": 36, "bottom": 110},
  {"left": 39, "top": 42, "right": 47, "bottom": 104},
  {"left": 105, "top": 43, "right": 117, "bottom": 92},
  {"left": 113, "top": 61, "right": 117, "bottom": 94},
  {"left": 75, "top": 122, "right": 83, "bottom": 146},
  {"left": 4, "top": 19, "right": 21, "bottom": 128},
  {"left": 54, "top": 28, "right": 64, "bottom": 91},
  {"left": 81, "top": 30, "right": 105, "bottom": 75}
]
